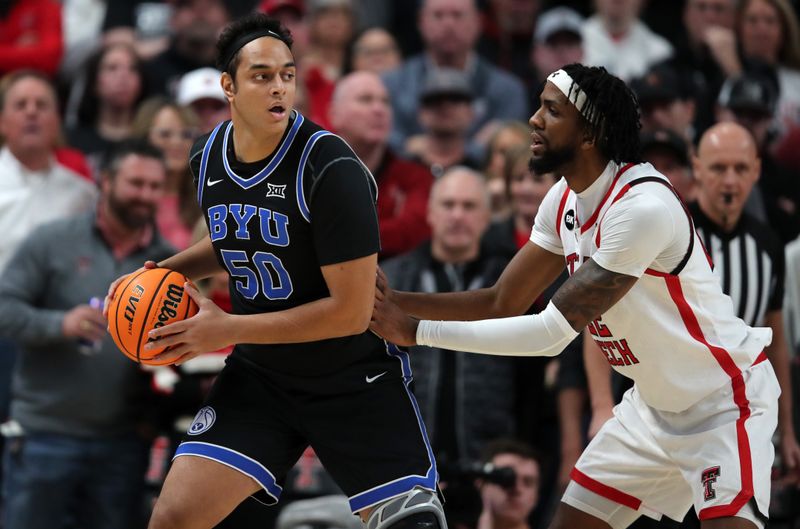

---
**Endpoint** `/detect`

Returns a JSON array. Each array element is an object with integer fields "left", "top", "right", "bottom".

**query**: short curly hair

[
  {"left": 216, "top": 13, "right": 293, "bottom": 79},
  {"left": 560, "top": 63, "right": 642, "bottom": 165}
]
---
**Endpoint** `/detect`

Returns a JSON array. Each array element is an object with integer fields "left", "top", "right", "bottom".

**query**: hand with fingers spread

[
  {"left": 145, "top": 282, "right": 234, "bottom": 365},
  {"left": 103, "top": 261, "right": 159, "bottom": 320}
]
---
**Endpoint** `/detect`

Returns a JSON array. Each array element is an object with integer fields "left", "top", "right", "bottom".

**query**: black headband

[{"left": 220, "top": 29, "right": 289, "bottom": 72}]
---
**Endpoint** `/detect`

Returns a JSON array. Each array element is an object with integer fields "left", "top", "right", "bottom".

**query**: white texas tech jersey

[{"left": 531, "top": 162, "right": 772, "bottom": 412}]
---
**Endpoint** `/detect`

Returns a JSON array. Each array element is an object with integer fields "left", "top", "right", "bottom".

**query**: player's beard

[
  {"left": 108, "top": 193, "right": 155, "bottom": 230},
  {"left": 529, "top": 142, "right": 577, "bottom": 175}
]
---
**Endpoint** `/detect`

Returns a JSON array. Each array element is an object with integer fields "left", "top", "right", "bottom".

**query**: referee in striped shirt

[{"left": 690, "top": 122, "right": 800, "bottom": 481}]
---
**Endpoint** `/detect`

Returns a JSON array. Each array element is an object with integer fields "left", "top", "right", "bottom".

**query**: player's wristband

[{"left": 416, "top": 301, "right": 579, "bottom": 357}]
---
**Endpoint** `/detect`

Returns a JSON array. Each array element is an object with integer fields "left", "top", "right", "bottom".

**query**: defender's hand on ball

[
  {"left": 369, "top": 286, "right": 418, "bottom": 347},
  {"left": 146, "top": 282, "right": 233, "bottom": 365}
]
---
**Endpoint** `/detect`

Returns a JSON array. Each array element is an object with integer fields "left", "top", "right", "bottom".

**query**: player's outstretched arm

[
  {"left": 373, "top": 259, "right": 638, "bottom": 357},
  {"left": 386, "top": 242, "right": 565, "bottom": 321},
  {"left": 550, "top": 259, "right": 638, "bottom": 331}
]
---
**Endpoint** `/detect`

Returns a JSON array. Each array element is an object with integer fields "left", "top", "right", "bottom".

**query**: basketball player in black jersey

[{"left": 104, "top": 13, "right": 444, "bottom": 529}]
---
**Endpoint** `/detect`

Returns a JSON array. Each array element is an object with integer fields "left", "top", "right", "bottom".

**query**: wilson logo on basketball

[
  {"left": 152, "top": 284, "right": 184, "bottom": 330},
  {"left": 108, "top": 268, "right": 198, "bottom": 366},
  {"left": 124, "top": 285, "right": 145, "bottom": 332}
]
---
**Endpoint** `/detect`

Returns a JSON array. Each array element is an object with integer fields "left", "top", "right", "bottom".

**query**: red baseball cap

[{"left": 259, "top": 0, "right": 305, "bottom": 16}]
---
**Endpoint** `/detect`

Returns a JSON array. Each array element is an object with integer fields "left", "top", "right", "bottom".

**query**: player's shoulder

[
  {"left": 544, "top": 176, "right": 569, "bottom": 203},
  {"left": 622, "top": 163, "right": 680, "bottom": 203},
  {"left": 623, "top": 161, "right": 670, "bottom": 183},
  {"left": 607, "top": 165, "right": 678, "bottom": 218},
  {"left": 190, "top": 122, "right": 229, "bottom": 160},
  {"left": 191, "top": 131, "right": 212, "bottom": 154},
  {"left": 292, "top": 112, "right": 354, "bottom": 157}
]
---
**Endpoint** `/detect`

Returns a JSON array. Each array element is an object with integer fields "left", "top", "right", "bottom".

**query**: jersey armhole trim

[
  {"left": 596, "top": 176, "right": 695, "bottom": 276},
  {"left": 296, "top": 130, "right": 333, "bottom": 222},
  {"left": 555, "top": 187, "right": 570, "bottom": 239},
  {"left": 196, "top": 122, "right": 225, "bottom": 205}
]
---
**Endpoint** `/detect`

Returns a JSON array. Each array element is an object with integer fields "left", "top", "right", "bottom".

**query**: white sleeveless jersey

[{"left": 531, "top": 162, "right": 772, "bottom": 412}]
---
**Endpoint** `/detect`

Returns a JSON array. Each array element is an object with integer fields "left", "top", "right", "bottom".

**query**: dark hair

[
  {"left": 101, "top": 139, "right": 165, "bottom": 179},
  {"left": 130, "top": 96, "right": 202, "bottom": 229},
  {"left": 737, "top": 0, "right": 800, "bottom": 70},
  {"left": 562, "top": 63, "right": 642, "bottom": 164},
  {"left": 76, "top": 43, "right": 148, "bottom": 128},
  {"left": 480, "top": 438, "right": 541, "bottom": 466},
  {"left": 216, "top": 13, "right": 293, "bottom": 78},
  {"left": 0, "top": 69, "right": 58, "bottom": 112}
]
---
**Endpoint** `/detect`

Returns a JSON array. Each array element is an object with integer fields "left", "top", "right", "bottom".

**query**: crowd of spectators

[{"left": 2, "top": 0, "right": 800, "bottom": 528}]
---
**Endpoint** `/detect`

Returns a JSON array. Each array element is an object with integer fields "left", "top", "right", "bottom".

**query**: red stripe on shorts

[
  {"left": 659, "top": 275, "right": 755, "bottom": 520},
  {"left": 570, "top": 468, "right": 642, "bottom": 511}
]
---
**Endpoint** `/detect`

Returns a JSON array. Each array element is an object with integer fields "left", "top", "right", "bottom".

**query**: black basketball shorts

[{"left": 173, "top": 342, "right": 437, "bottom": 513}]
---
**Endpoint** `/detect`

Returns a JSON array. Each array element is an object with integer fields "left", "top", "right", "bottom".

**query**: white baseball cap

[
  {"left": 176, "top": 68, "right": 226, "bottom": 106},
  {"left": 534, "top": 7, "right": 584, "bottom": 44}
]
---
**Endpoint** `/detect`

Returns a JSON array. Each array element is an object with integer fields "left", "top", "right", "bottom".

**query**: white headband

[{"left": 547, "top": 69, "right": 593, "bottom": 121}]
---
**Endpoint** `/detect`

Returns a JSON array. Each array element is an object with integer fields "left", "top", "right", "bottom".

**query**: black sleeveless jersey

[{"left": 190, "top": 112, "right": 383, "bottom": 375}]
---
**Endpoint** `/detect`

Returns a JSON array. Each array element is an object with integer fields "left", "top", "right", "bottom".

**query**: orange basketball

[{"left": 107, "top": 268, "right": 199, "bottom": 365}]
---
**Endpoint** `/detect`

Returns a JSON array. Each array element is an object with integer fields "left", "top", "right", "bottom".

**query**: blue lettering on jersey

[
  {"left": 220, "top": 249, "right": 294, "bottom": 300},
  {"left": 259, "top": 208, "right": 290, "bottom": 247},
  {"left": 254, "top": 252, "right": 293, "bottom": 299},
  {"left": 208, "top": 205, "right": 228, "bottom": 241},
  {"left": 206, "top": 204, "right": 290, "bottom": 247},
  {"left": 208, "top": 204, "right": 294, "bottom": 300},
  {"left": 230, "top": 204, "right": 258, "bottom": 240}
]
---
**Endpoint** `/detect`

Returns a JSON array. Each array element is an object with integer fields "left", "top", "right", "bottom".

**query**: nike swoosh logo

[
  {"left": 207, "top": 178, "right": 224, "bottom": 187},
  {"left": 365, "top": 371, "right": 387, "bottom": 383}
]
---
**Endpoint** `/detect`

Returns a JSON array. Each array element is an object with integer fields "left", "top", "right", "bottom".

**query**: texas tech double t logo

[{"left": 701, "top": 466, "right": 721, "bottom": 501}]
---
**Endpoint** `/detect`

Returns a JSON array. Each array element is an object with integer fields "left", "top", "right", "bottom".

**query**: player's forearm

[
  {"left": 229, "top": 296, "right": 371, "bottom": 345},
  {"left": 395, "top": 288, "right": 509, "bottom": 320},
  {"left": 766, "top": 344, "right": 795, "bottom": 436},
  {"left": 558, "top": 387, "right": 587, "bottom": 454},
  {"left": 158, "top": 236, "right": 223, "bottom": 281},
  {"left": 416, "top": 301, "right": 578, "bottom": 356},
  {"left": 393, "top": 242, "right": 564, "bottom": 320},
  {"left": 583, "top": 332, "right": 615, "bottom": 412}
]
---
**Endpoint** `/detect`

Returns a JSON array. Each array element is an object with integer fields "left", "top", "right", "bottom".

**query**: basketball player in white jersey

[{"left": 370, "top": 64, "right": 779, "bottom": 529}]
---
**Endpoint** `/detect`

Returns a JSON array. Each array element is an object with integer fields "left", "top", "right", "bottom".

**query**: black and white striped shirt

[{"left": 689, "top": 202, "right": 784, "bottom": 327}]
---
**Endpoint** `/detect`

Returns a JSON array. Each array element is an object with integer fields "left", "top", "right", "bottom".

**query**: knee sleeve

[{"left": 366, "top": 487, "right": 447, "bottom": 529}]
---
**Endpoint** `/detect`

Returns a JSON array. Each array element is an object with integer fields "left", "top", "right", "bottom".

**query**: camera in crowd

[
  {"left": 441, "top": 460, "right": 518, "bottom": 489},
  {"left": 437, "top": 461, "right": 518, "bottom": 529}
]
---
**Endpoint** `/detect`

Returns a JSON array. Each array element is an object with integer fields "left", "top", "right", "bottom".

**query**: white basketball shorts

[{"left": 563, "top": 356, "right": 779, "bottom": 529}]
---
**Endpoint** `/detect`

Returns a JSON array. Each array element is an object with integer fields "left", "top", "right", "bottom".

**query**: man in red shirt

[{"left": 330, "top": 71, "right": 434, "bottom": 259}]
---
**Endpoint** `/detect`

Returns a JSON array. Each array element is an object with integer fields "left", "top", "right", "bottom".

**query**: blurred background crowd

[{"left": 2, "top": 0, "right": 800, "bottom": 528}]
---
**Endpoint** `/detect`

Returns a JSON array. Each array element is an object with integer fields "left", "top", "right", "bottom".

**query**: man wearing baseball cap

[{"left": 175, "top": 67, "right": 230, "bottom": 134}]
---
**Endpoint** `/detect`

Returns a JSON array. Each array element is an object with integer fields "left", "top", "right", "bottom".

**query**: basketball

[{"left": 108, "top": 268, "right": 199, "bottom": 365}]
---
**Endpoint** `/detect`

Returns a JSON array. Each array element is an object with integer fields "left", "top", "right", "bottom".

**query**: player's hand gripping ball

[{"left": 107, "top": 268, "right": 199, "bottom": 365}]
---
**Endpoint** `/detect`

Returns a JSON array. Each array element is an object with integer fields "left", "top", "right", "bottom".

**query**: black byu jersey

[{"left": 190, "top": 112, "right": 382, "bottom": 376}]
